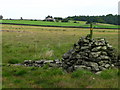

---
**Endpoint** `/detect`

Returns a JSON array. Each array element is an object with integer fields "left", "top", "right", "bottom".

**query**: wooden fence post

[{"left": 90, "top": 23, "right": 93, "bottom": 39}]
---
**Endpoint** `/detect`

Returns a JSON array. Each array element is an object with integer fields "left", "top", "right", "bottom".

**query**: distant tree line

[
  {"left": 65, "top": 14, "right": 119, "bottom": 25},
  {"left": 1, "top": 14, "right": 119, "bottom": 25}
]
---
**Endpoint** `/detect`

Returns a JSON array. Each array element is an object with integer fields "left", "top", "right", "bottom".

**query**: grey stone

[
  {"left": 99, "top": 66, "right": 106, "bottom": 71},
  {"left": 62, "top": 53, "right": 70, "bottom": 59},
  {"left": 66, "top": 62, "right": 73, "bottom": 66},
  {"left": 24, "top": 60, "right": 30, "bottom": 64},
  {"left": 79, "top": 52, "right": 88, "bottom": 56},
  {"left": 44, "top": 60, "right": 54, "bottom": 64},
  {"left": 89, "top": 52, "right": 101, "bottom": 58},
  {"left": 13, "top": 64, "right": 22, "bottom": 66},
  {"left": 91, "top": 66, "right": 99, "bottom": 71},
  {"left": 89, "top": 62, "right": 98, "bottom": 67},
  {"left": 34, "top": 64, "right": 39, "bottom": 67},
  {"left": 98, "top": 61, "right": 104, "bottom": 65},
  {"left": 82, "top": 61, "right": 89, "bottom": 66},
  {"left": 107, "top": 44, "right": 112, "bottom": 48},
  {"left": 105, "top": 64, "right": 110, "bottom": 68},
  {"left": 35, "top": 60, "right": 44, "bottom": 64},
  {"left": 86, "top": 67, "right": 92, "bottom": 70},
  {"left": 95, "top": 71, "right": 102, "bottom": 74},
  {"left": 83, "top": 39, "right": 90, "bottom": 43},
  {"left": 69, "top": 49, "right": 75, "bottom": 54},
  {"left": 49, "top": 63, "right": 58, "bottom": 67},
  {"left": 75, "top": 60, "right": 82, "bottom": 65},
  {"left": 100, "top": 55, "right": 110, "bottom": 60},
  {"left": 67, "top": 66, "right": 74, "bottom": 72},
  {"left": 101, "top": 46, "right": 107, "bottom": 50},
  {"left": 111, "top": 64, "right": 114, "bottom": 67},
  {"left": 101, "top": 52, "right": 107, "bottom": 55},
  {"left": 74, "top": 65, "right": 86, "bottom": 70},
  {"left": 81, "top": 46, "right": 89, "bottom": 50},
  {"left": 101, "top": 63, "right": 106, "bottom": 67},
  {"left": 91, "top": 46, "right": 101, "bottom": 51},
  {"left": 76, "top": 54, "right": 81, "bottom": 59}
]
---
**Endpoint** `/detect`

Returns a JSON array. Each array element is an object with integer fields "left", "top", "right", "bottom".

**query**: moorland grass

[{"left": 2, "top": 24, "right": 119, "bottom": 88}]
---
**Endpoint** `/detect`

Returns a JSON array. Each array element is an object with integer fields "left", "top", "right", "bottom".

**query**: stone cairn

[
  {"left": 62, "top": 34, "right": 118, "bottom": 73},
  {"left": 18, "top": 34, "right": 118, "bottom": 73}
]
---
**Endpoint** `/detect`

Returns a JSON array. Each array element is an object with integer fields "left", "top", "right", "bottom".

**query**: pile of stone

[
  {"left": 22, "top": 59, "right": 62, "bottom": 68},
  {"left": 62, "top": 34, "right": 118, "bottom": 73}
]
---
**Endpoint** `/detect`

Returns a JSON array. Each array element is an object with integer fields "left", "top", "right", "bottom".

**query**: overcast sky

[{"left": 1, "top": 0, "right": 119, "bottom": 19}]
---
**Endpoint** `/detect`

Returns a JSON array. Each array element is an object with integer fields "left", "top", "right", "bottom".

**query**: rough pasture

[{"left": 2, "top": 24, "right": 119, "bottom": 88}]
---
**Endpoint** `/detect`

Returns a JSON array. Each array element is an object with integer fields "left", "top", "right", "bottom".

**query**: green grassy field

[
  {"left": 0, "top": 20, "right": 119, "bottom": 29},
  {"left": 2, "top": 24, "right": 119, "bottom": 88}
]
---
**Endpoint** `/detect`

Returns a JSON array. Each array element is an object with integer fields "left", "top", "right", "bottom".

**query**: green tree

[
  {"left": 0, "top": 15, "right": 3, "bottom": 19},
  {"left": 54, "top": 17, "right": 63, "bottom": 22},
  {"left": 20, "top": 17, "right": 23, "bottom": 20},
  {"left": 61, "top": 19, "right": 69, "bottom": 22}
]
